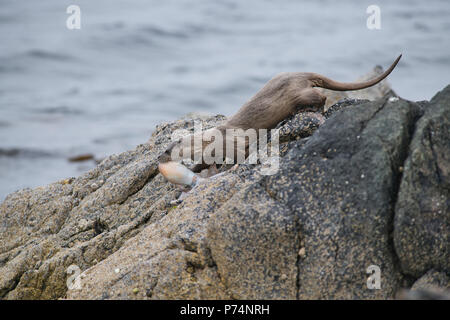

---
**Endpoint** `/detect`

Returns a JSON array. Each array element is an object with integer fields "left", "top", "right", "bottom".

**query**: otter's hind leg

[{"left": 295, "top": 88, "right": 327, "bottom": 112}]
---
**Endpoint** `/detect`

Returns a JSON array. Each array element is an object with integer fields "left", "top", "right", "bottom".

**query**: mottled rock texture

[
  {"left": 394, "top": 86, "right": 450, "bottom": 278},
  {"left": 398, "top": 269, "right": 450, "bottom": 300},
  {"left": 0, "top": 84, "right": 448, "bottom": 300}
]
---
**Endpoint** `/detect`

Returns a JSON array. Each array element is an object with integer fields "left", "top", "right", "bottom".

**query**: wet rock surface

[{"left": 0, "top": 85, "right": 449, "bottom": 300}]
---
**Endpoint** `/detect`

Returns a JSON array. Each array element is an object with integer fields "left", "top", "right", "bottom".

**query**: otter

[
  {"left": 223, "top": 54, "right": 401, "bottom": 130},
  {"left": 159, "top": 55, "right": 402, "bottom": 184}
]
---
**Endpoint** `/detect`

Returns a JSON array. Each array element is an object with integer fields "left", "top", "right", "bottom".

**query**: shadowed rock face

[
  {"left": 394, "top": 86, "right": 450, "bottom": 278},
  {"left": 209, "top": 97, "right": 423, "bottom": 299},
  {"left": 0, "top": 85, "right": 449, "bottom": 300}
]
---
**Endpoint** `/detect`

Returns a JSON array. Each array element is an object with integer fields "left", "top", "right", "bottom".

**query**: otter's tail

[{"left": 310, "top": 54, "right": 401, "bottom": 91}]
